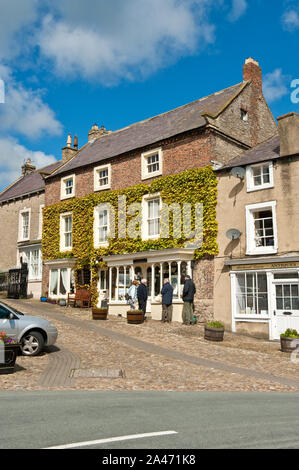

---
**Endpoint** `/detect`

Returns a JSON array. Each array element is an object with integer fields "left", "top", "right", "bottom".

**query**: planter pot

[
  {"left": 47, "top": 299, "right": 56, "bottom": 304},
  {"left": 0, "top": 343, "right": 21, "bottom": 374},
  {"left": 280, "top": 336, "right": 299, "bottom": 353},
  {"left": 59, "top": 299, "right": 67, "bottom": 307},
  {"left": 127, "top": 310, "right": 144, "bottom": 325},
  {"left": 40, "top": 297, "right": 47, "bottom": 302},
  {"left": 92, "top": 308, "right": 108, "bottom": 320},
  {"left": 204, "top": 325, "right": 224, "bottom": 342}
]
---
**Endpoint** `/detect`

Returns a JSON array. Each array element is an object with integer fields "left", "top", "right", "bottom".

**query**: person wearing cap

[
  {"left": 182, "top": 275, "right": 196, "bottom": 325},
  {"left": 137, "top": 278, "right": 148, "bottom": 321}
]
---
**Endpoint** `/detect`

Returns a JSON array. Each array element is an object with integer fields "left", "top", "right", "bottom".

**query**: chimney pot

[
  {"left": 21, "top": 159, "right": 36, "bottom": 177},
  {"left": 88, "top": 123, "right": 110, "bottom": 141}
]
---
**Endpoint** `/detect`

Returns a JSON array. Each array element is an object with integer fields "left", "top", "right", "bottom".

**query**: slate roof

[
  {"left": 50, "top": 82, "right": 247, "bottom": 178},
  {"left": 0, "top": 161, "right": 61, "bottom": 203},
  {"left": 220, "top": 135, "right": 280, "bottom": 170}
]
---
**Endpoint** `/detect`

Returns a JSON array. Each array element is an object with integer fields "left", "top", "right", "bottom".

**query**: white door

[
  {"left": 98, "top": 270, "right": 108, "bottom": 307},
  {"left": 272, "top": 281, "right": 299, "bottom": 339}
]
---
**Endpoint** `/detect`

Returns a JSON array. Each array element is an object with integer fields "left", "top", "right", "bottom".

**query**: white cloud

[
  {"left": 227, "top": 0, "right": 247, "bottom": 22},
  {"left": 0, "top": 0, "right": 39, "bottom": 60},
  {"left": 263, "top": 69, "right": 289, "bottom": 103},
  {"left": 0, "top": 137, "right": 56, "bottom": 189},
  {"left": 0, "top": 66, "right": 62, "bottom": 139},
  {"left": 37, "top": 0, "right": 216, "bottom": 83},
  {"left": 282, "top": 9, "right": 299, "bottom": 31}
]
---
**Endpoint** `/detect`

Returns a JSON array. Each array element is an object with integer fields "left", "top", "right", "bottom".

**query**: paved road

[{"left": 0, "top": 391, "right": 298, "bottom": 449}]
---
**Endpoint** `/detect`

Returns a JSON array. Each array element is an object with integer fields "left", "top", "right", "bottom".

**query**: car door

[{"left": 0, "top": 304, "right": 20, "bottom": 339}]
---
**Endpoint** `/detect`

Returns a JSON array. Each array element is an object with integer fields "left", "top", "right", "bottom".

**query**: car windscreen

[{"left": 0, "top": 303, "right": 24, "bottom": 316}]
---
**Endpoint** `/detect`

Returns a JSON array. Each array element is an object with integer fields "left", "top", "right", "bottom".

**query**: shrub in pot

[
  {"left": 204, "top": 321, "right": 225, "bottom": 342},
  {"left": 0, "top": 331, "right": 20, "bottom": 374},
  {"left": 280, "top": 329, "right": 299, "bottom": 353}
]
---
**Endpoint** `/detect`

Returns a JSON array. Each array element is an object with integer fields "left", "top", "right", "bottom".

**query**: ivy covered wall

[{"left": 42, "top": 166, "right": 218, "bottom": 305}]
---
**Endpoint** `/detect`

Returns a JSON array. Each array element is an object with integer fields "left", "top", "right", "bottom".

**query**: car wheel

[{"left": 21, "top": 331, "right": 44, "bottom": 356}]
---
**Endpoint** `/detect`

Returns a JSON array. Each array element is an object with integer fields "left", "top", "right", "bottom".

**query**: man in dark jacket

[
  {"left": 182, "top": 275, "right": 196, "bottom": 325},
  {"left": 137, "top": 278, "right": 148, "bottom": 320},
  {"left": 161, "top": 278, "right": 174, "bottom": 322}
]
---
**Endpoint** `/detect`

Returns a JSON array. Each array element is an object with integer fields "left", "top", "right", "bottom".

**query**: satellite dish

[
  {"left": 231, "top": 167, "right": 245, "bottom": 180},
  {"left": 226, "top": 229, "right": 242, "bottom": 240}
]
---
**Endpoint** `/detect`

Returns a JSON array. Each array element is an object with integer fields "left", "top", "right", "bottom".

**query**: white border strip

[{"left": 44, "top": 430, "right": 178, "bottom": 449}]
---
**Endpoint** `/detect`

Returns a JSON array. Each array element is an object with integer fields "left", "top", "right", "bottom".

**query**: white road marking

[{"left": 44, "top": 430, "right": 178, "bottom": 449}]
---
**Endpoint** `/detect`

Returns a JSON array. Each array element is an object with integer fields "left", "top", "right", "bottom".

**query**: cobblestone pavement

[{"left": 1, "top": 299, "right": 299, "bottom": 392}]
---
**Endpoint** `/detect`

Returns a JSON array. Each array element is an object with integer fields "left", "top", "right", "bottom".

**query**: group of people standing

[{"left": 126, "top": 275, "right": 196, "bottom": 325}]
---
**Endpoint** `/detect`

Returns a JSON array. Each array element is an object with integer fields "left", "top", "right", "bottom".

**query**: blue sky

[{"left": 0, "top": 0, "right": 299, "bottom": 190}]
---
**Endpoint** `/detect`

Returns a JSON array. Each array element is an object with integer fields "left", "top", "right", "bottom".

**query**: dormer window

[
  {"left": 241, "top": 109, "right": 248, "bottom": 121},
  {"left": 61, "top": 175, "right": 75, "bottom": 200},
  {"left": 141, "top": 148, "right": 163, "bottom": 180},
  {"left": 246, "top": 162, "right": 274, "bottom": 192}
]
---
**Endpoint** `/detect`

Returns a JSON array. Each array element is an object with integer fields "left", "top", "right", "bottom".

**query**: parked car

[{"left": 0, "top": 301, "right": 58, "bottom": 356}]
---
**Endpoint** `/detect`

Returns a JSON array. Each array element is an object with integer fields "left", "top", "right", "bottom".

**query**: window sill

[
  {"left": 247, "top": 184, "right": 274, "bottom": 193},
  {"left": 246, "top": 248, "right": 278, "bottom": 256},
  {"left": 60, "top": 194, "right": 75, "bottom": 201},
  {"left": 141, "top": 171, "right": 162, "bottom": 181},
  {"left": 94, "top": 185, "right": 111, "bottom": 192},
  {"left": 234, "top": 315, "right": 269, "bottom": 322}
]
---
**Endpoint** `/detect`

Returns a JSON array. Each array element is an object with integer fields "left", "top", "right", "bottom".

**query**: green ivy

[{"left": 42, "top": 166, "right": 218, "bottom": 306}]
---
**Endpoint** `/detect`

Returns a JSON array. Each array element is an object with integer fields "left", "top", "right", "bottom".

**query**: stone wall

[{"left": 193, "top": 256, "right": 214, "bottom": 323}]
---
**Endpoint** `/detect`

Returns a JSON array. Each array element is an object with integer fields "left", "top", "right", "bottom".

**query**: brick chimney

[
  {"left": 22, "top": 158, "right": 36, "bottom": 176},
  {"left": 243, "top": 57, "right": 262, "bottom": 94},
  {"left": 88, "top": 123, "right": 110, "bottom": 142},
  {"left": 62, "top": 133, "right": 78, "bottom": 163},
  {"left": 277, "top": 112, "right": 299, "bottom": 157}
]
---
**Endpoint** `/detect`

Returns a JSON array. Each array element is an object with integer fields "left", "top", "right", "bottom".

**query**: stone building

[
  {"left": 0, "top": 159, "right": 61, "bottom": 298},
  {"left": 215, "top": 112, "right": 299, "bottom": 339},
  {"left": 42, "top": 58, "right": 277, "bottom": 322}
]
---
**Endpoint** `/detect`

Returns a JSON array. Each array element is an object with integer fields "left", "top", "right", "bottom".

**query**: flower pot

[
  {"left": 40, "top": 297, "right": 47, "bottom": 302},
  {"left": 0, "top": 343, "right": 21, "bottom": 374},
  {"left": 204, "top": 325, "right": 224, "bottom": 342},
  {"left": 127, "top": 310, "right": 144, "bottom": 324},
  {"left": 47, "top": 298, "right": 56, "bottom": 304},
  {"left": 280, "top": 336, "right": 299, "bottom": 353},
  {"left": 59, "top": 299, "right": 67, "bottom": 307},
  {"left": 92, "top": 308, "right": 108, "bottom": 320}
]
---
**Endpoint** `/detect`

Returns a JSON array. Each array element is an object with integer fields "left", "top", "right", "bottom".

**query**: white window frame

[
  {"left": 38, "top": 204, "right": 45, "bottom": 239},
  {"left": 141, "top": 148, "right": 163, "bottom": 180},
  {"left": 141, "top": 193, "right": 162, "bottom": 240},
  {"left": 94, "top": 164, "right": 111, "bottom": 191},
  {"left": 245, "top": 201, "right": 278, "bottom": 255},
  {"left": 94, "top": 204, "right": 110, "bottom": 248},
  {"left": 19, "top": 208, "right": 31, "bottom": 242},
  {"left": 60, "top": 174, "right": 76, "bottom": 200},
  {"left": 49, "top": 267, "right": 73, "bottom": 299},
  {"left": 60, "top": 212, "right": 73, "bottom": 252},
  {"left": 20, "top": 247, "right": 42, "bottom": 280},
  {"left": 246, "top": 161, "right": 274, "bottom": 192}
]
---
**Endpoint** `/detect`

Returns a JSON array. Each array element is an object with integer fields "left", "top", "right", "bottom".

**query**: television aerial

[
  {"left": 231, "top": 167, "right": 245, "bottom": 180},
  {"left": 226, "top": 228, "right": 242, "bottom": 241}
]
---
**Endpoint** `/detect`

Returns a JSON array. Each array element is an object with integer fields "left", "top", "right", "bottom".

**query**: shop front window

[{"left": 235, "top": 272, "right": 268, "bottom": 315}]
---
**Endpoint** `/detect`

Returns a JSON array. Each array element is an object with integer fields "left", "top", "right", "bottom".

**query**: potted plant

[
  {"left": 127, "top": 309, "right": 144, "bottom": 324},
  {"left": 0, "top": 331, "right": 20, "bottom": 374},
  {"left": 280, "top": 329, "right": 299, "bottom": 353},
  {"left": 92, "top": 307, "right": 108, "bottom": 320},
  {"left": 204, "top": 321, "right": 225, "bottom": 342},
  {"left": 40, "top": 292, "right": 47, "bottom": 302}
]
